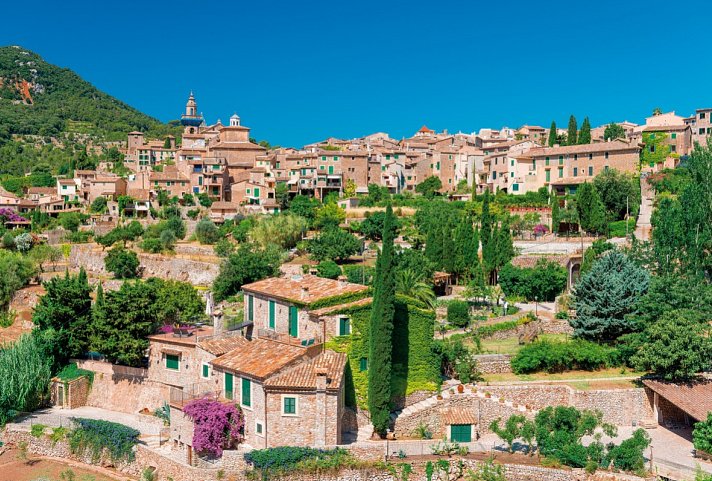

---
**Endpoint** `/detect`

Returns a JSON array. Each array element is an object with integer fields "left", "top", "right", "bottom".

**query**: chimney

[
  {"left": 301, "top": 286, "right": 309, "bottom": 300},
  {"left": 337, "top": 275, "right": 348, "bottom": 288},
  {"left": 212, "top": 310, "right": 224, "bottom": 336},
  {"left": 315, "top": 367, "right": 328, "bottom": 391}
]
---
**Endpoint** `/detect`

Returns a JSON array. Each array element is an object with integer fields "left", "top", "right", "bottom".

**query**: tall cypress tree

[
  {"left": 576, "top": 183, "right": 607, "bottom": 235},
  {"left": 567, "top": 115, "right": 578, "bottom": 145},
  {"left": 550, "top": 192, "right": 561, "bottom": 235},
  {"left": 548, "top": 121, "right": 557, "bottom": 147},
  {"left": 368, "top": 204, "right": 396, "bottom": 437},
  {"left": 480, "top": 191, "right": 495, "bottom": 284},
  {"left": 578, "top": 117, "right": 591, "bottom": 144},
  {"left": 453, "top": 213, "right": 474, "bottom": 282},
  {"left": 441, "top": 215, "right": 456, "bottom": 275}
]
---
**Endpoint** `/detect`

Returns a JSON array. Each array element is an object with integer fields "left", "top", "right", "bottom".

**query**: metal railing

[{"left": 169, "top": 381, "right": 220, "bottom": 408}]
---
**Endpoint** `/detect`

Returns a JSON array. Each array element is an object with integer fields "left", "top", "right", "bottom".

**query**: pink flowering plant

[
  {"left": 533, "top": 224, "right": 549, "bottom": 236},
  {"left": 183, "top": 397, "right": 244, "bottom": 457},
  {"left": 0, "top": 208, "right": 27, "bottom": 223}
]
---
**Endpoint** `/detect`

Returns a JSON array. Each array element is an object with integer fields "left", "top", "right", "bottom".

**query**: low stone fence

[{"left": 474, "top": 354, "right": 513, "bottom": 374}]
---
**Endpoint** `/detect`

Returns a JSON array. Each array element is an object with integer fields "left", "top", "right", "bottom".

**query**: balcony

[{"left": 169, "top": 381, "right": 220, "bottom": 409}]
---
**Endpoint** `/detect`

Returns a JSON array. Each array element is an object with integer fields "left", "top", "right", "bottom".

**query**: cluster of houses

[{"left": 1, "top": 93, "right": 709, "bottom": 224}]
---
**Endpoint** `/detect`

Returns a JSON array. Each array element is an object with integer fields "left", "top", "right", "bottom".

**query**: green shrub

[
  {"left": 447, "top": 301, "right": 469, "bottom": 328},
  {"left": 31, "top": 423, "right": 47, "bottom": 437},
  {"left": 316, "top": 260, "right": 341, "bottom": 279},
  {"left": 693, "top": 413, "right": 712, "bottom": 455},
  {"left": 140, "top": 238, "right": 163, "bottom": 253},
  {"left": 68, "top": 418, "right": 140, "bottom": 463},
  {"left": 244, "top": 446, "right": 357, "bottom": 477},
  {"left": 195, "top": 218, "right": 220, "bottom": 244},
  {"left": 511, "top": 339, "right": 617, "bottom": 374},
  {"left": 498, "top": 259, "right": 567, "bottom": 302},
  {"left": 607, "top": 218, "right": 636, "bottom": 238},
  {"left": 104, "top": 246, "right": 139, "bottom": 279}
]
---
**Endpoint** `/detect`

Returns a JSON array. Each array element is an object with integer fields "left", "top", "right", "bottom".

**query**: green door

[
  {"left": 328, "top": 165, "right": 334, "bottom": 174},
  {"left": 241, "top": 378, "right": 251, "bottom": 407},
  {"left": 224, "top": 372, "right": 234, "bottom": 400},
  {"left": 248, "top": 295, "right": 253, "bottom": 322},
  {"left": 450, "top": 424, "right": 471, "bottom": 442},
  {"left": 289, "top": 306, "right": 298, "bottom": 338},
  {"left": 268, "top": 300, "right": 275, "bottom": 329}
]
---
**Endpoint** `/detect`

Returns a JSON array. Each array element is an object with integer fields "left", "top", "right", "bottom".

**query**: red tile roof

[
  {"left": 242, "top": 275, "right": 368, "bottom": 305},
  {"left": 643, "top": 378, "right": 712, "bottom": 421},
  {"left": 442, "top": 408, "right": 479, "bottom": 425},
  {"left": 198, "top": 335, "right": 247, "bottom": 356},
  {"left": 264, "top": 350, "right": 346, "bottom": 392},
  {"left": 210, "top": 338, "right": 307, "bottom": 380}
]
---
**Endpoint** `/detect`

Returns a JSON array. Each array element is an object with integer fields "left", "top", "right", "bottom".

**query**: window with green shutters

[
  {"left": 202, "top": 363, "right": 209, "bottom": 378},
  {"left": 225, "top": 373, "right": 234, "bottom": 400},
  {"left": 283, "top": 396, "right": 297, "bottom": 415},
  {"left": 558, "top": 167, "right": 563, "bottom": 178},
  {"left": 671, "top": 133, "right": 677, "bottom": 139},
  {"left": 241, "top": 378, "right": 251, "bottom": 407},
  {"left": 248, "top": 295, "right": 254, "bottom": 322},
  {"left": 328, "top": 165, "right": 334, "bottom": 174},
  {"left": 558, "top": 155, "right": 563, "bottom": 165},
  {"left": 512, "top": 184, "right": 519, "bottom": 192},
  {"left": 321, "top": 156, "right": 326, "bottom": 160},
  {"left": 545, "top": 170, "right": 550, "bottom": 182},
  {"left": 450, "top": 424, "right": 471, "bottom": 442},
  {"left": 256, "top": 422, "right": 263, "bottom": 434},
  {"left": 254, "top": 188, "right": 260, "bottom": 197},
  {"left": 268, "top": 300, "right": 275, "bottom": 329},
  {"left": 333, "top": 156, "right": 338, "bottom": 161},
  {"left": 359, "top": 358, "right": 368, "bottom": 371},
  {"left": 588, "top": 166, "right": 593, "bottom": 176},
  {"left": 545, "top": 156, "right": 550, "bottom": 166},
  {"left": 573, "top": 167, "right": 578, "bottom": 177},
  {"left": 166, "top": 354, "right": 179, "bottom": 370},
  {"left": 339, "top": 317, "right": 350, "bottom": 336},
  {"left": 289, "top": 306, "right": 298, "bottom": 337},
  {"left": 510, "top": 159, "right": 514, "bottom": 167}
]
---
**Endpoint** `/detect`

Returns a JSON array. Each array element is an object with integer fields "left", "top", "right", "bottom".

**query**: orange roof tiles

[
  {"left": 264, "top": 350, "right": 346, "bottom": 392},
  {"left": 442, "top": 408, "right": 479, "bottom": 425},
  {"left": 242, "top": 275, "right": 368, "bottom": 305},
  {"left": 643, "top": 379, "right": 712, "bottom": 421},
  {"left": 210, "top": 338, "right": 306, "bottom": 380},
  {"left": 198, "top": 335, "right": 248, "bottom": 356}
]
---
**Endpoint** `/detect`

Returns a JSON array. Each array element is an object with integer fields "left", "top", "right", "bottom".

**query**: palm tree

[{"left": 395, "top": 268, "right": 436, "bottom": 308}]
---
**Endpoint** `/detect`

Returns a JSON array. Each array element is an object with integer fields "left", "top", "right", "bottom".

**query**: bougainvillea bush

[
  {"left": 0, "top": 208, "right": 27, "bottom": 223},
  {"left": 183, "top": 397, "right": 244, "bottom": 457}
]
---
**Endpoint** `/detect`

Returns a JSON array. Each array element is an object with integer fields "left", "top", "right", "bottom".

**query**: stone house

[{"left": 87, "top": 176, "right": 127, "bottom": 203}]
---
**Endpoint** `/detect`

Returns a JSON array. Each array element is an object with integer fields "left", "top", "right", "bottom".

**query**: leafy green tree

[
  {"left": 195, "top": 218, "right": 220, "bottom": 244},
  {"left": 632, "top": 309, "right": 712, "bottom": 381},
  {"left": 213, "top": 243, "right": 282, "bottom": 301},
  {"left": 368, "top": 204, "right": 396, "bottom": 437},
  {"left": 604, "top": 123, "right": 626, "bottom": 141},
  {"left": 288, "top": 195, "right": 320, "bottom": 225},
  {"left": 593, "top": 169, "right": 640, "bottom": 221},
  {"left": 92, "top": 280, "right": 161, "bottom": 366},
  {"left": 105, "top": 246, "right": 140, "bottom": 279},
  {"left": 90, "top": 196, "right": 107, "bottom": 213},
  {"left": 498, "top": 259, "right": 567, "bottom": 302},
  {"left": 0, "top": 250, "right": 36, "bottom": 309},
  {"left": 415, "top": 176, "right": 443, "bottom": 198},
  {"left": 575, "top": 183, "right": 607, "bottom": 235},
  {"left": 633, "top": 274, "right": 712, "bottom": 327},
  {"left": 395, "top": 248, "right": 437, "bottom": 283},
  {"left": 275, "top": 182, "right": 290, "bottom": 210},
  {"left": 548, "top": 121, "right": 557, "bottom": 147},
  {"left": 693, "top": 413, "right": 712, "bottom": 455},
  {"left": 578, "top": 117, "right": 591, "bottom": 144},
  {"left": 604, "top": 429, "right": 651, "bottom": 473},
  {"left": 27, "top": 244, "right": 62, "bottom": 273},
  {"left": 316, "top": 260, "right": 341, "bottom": 279},
  {"left": 58, "top": 212, "right": 81, "bottom": 232},
  {"left": 358, "top": 211, "right": 399, "bottom": 241},
  {"left": 567, "top": 115, "right": 578, "bottom": 145},
  {"left": 32, "top": 268, "right": 93, "bottom": 359},
  {"left": 489, "top": 415, "right": 535, "bottom": 454},
  {"left": 314, "top": 202, "right": 346, "bottom": 229},
  {"left": 447, "top": 300, "right": 469, "bottom": 328},
  {"left": 572, "top": 251, "right": 649, "bottom": 342},
  {"left": 307, "top": 227, "right": 360, "bottom": 262},
  {"left": 147, "top": 278, "right": 206, "bottom": 325},
  {"left": 249, "top": 214, "right": 307, "bottom": 249}
]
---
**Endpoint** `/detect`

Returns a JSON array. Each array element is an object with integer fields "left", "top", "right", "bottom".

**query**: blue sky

[{"left": 3, "top": 0, "right": 712, "bottom": 147}]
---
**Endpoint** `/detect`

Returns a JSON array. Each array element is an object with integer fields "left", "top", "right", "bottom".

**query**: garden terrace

[{"left": 147, "top": 325, "right": 214, "bottom": 347}]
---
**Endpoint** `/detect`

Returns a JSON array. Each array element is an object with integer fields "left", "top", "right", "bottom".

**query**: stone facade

[
  {"left": 50, "top": 376, "right": 90, "bottom": 409},
  {"left": 473, "top": 354, "right": 513, "bottom": 374}
]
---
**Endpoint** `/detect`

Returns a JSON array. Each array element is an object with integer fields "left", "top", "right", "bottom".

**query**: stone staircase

[
  {"left": 140, "top": 434, "right": 164, "bottom": 450},
  {"left": 634, "top": 174, "right": 653, "bottom": 241}
]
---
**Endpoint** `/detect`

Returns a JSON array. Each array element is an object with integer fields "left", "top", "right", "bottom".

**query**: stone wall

[
  {"left": 482, "top": 385, "right": 570, "bottom": 411},
  {"left": 69, "top": 243, "right": 220, "bottom": 286},
  {"left": 474, "top": 354, "right": 513, "bottom": 374},
  {"left": 50, "top": 376, "right": 90, "bottom": 409},
  {"left": 76, "top": 359, "right": 169, "bottom": 414}
]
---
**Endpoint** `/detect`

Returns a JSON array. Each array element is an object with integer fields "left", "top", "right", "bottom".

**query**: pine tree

[
  {"left": 548, "top": 121, "right": 557, "bottom": 147},
  {"left": 567, "top": 115, "right": 578, "bottom": 145},
  {"left": 578, "top": 117, "right": 591, "bottom": 144},
  {"left": 368, "top": 204, "right": 396, "bottom": 437}
]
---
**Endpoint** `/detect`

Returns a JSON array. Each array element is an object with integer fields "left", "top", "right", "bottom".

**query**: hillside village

[{"left": 0, "top": 50, "right": 710, "bottom": 481}]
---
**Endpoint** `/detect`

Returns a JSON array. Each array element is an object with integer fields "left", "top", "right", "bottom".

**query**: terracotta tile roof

[
  {"left": 210, "top": 338, "right": 307, "bottom": 380},
  {"left": 127, "top": 188, "right": 150, "bottom": 201},
  {"left": 549, "top": 177, "right": 589, "bottom": 186},
  {"left": 264, "top": 350, "right": 346, "bottom": 392},
  {"left": 442, "top": 408, "right": 478, "bottom": 425},
  {"left": 198, "top": 335, "right": 248, "bottom": 356},
  {"left": 211, "top": 201, "right": 239, "bottom": 210},
  {"left": 521, "top": 139, "right": 639, "bottom": 157},
  {"left": 242, "top": 275, "right": 368, "bottom": 305},
  {"left": 642, "top": 124, "right": 690, "bottom": 132},
  {"left": 643, "top": 379, "right": 712, "bottom": 421},
  {"left": 511, "top": 254, "right": 572, "bottom": 269},
  {"left": 149, "top": 170, "right": 189, "bottom": 182},
  {"left": 27, "top": 187, "right": 55, "bottom": 195},
  {"left": 148, "top": 326, "right": 215, "bottom": 347}
]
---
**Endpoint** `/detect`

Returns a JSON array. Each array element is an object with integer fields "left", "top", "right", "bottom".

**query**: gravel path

[{"left": 8, "top": 406, "right": 163, "bottom": 436}]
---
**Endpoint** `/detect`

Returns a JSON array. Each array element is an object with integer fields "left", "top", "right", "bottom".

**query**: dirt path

[{"left": 0, "top": 449, "right": 134, "bottom": 481}]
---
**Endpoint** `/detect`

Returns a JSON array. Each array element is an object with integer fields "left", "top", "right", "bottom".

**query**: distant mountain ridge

[{"left": 0, "top": 46, "right": 177, "bottom": 142}]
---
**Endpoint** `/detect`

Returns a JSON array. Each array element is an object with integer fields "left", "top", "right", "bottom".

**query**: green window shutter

[
  {"left": 166, "top": 354, "right": 179, "bottom": 370},
  {"left": 321, "top": 156, "right": 326, "bottom": 160},
  {"left": 573, "top": 167, "right": 578, "bottom": 177},
  {"left": 225, "top": 373, "right": 234, "bottom": 400},
  {"left": 284, "top": 397, "right": 296, "bottom": 414},
  {"left": 512, "top": 184, "right": 519, "bottom": 192},
  {"left": 202, "top": 364, "right": 209, "bottom": 378},
  {"left": 289, "top": 306, "right": 298, "bottom": 337},
  {"left": 242, "top": 378, "right": 251, "bottom": 407},
  {"left": 532, "top": 159, "right": 536, "bottom": 168},
  {"left": 558, "top": 167, "right": 563, "bottom": 178},
  {"left": 339, "top": 317, "right": 350, "bottom": 336},
  {"left": 328, "top": 166, "right": 334, "bottom": 174},
  {"left": 510, "top": 159, "right": 514, "bottom": 166},
  {"left": 671, "top": 133, "right": 677, "bottom": 139},
  {"left": 450, "top": 424, "right": 471, "bottom": 442},
  {"left": 386, "top": 155, "right": 390, "bottom": 160},
  {"left": 545, "top": 157, "right": 550, "bottom": 165},
  {"left": 588, "top": 166, "right": 593, "bottom": 176},
  {"left": 394, "top": 154, "right": 399, "bottom": 159},
  {"left": 333, "top": 156, "right": 338, "bottom": 161},
  {"left": 256, "top": 422, "right": 263, "bottom": 434},
  {"left": 248, "top": 295, "right": 254, "bottom": 322},
  {"left": 269, "top": 300, "right": 275, "bottom": 329},
  {"left": 254, "top": 188, "right": 260, "bottom": 197},
  {"left": 359, "top": 358, "right": 368, "bottom": 371},
  {"left": 545, "top": 170, "right": 550, "bottom": 182},
  {"left": 436, "top": 162, "right": 440, "bottom": 170}
]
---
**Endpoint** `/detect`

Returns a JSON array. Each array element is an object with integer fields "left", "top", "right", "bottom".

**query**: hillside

[{"left": 0, "top": 45, "right": 179, "bottom": 142}]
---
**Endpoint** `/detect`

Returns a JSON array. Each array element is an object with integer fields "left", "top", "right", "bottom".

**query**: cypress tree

[
  {"left": 441, "top": 215, "right": 456, "bottom": 275},
  {"left": 567, "top": 115, "right": 578, "bottom": 145},
  {"left": 494, "top": 217, "right": 515, "bottom": 271},
  {"left": 550, "top": 193, "right": 561, "bottom": 234},
  {"left": 424, "top": 221, "right": 443, "bottom": 269},
  {"left": 480, "top": 191, "right": 495, "bottom": 284},
  {"left": 578, "top": 117, "right": 591, "bottom": 144},
  {"left": 368, "top": 204, "right": 396, "bottom": 437},
  {"left": 548, "top": 121, "right": 557, "bottom": 147},
  {"left": 576, "top": 183, "right": 607, "bottom": 235},
  {"left": 453, "top": 214, "right": 474, "bottom": 282}
]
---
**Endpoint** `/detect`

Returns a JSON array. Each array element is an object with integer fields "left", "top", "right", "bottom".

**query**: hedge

[{"left": 511, "top": 339, "right": 618, "bottom": 374}]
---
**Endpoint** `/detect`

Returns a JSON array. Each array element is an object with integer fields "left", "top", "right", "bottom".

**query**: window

[
  {"left": 256, "top": 422, "right": 263, "bottom": 435},
  {"left": 671, "top": 145, "right": 677, "bottom": 153},
  {"left": 532, "top": 159, "right": 536, "bottom": 169},
  {"left": 573, "top": 154, "right": 578, "bottom": 161},
  {"left": 386, "top": 155, "right": 390, "bottom": 160},
  {"left": 339, "top": 317, "right": 350, "bottom": 336},
  {"left": 510, "top": 159, "right": 514, "bottom": 167},
  {"left": 558, "top": 155, "right": 563, "bottom": 165},
  {"left": 436, "top": 162, "right": 440, "bottom": 170},
  {"left": 202, "top": 363, "right": 210, "bottom": 379},
  {"left": 224, "top": 372, "right": 234, "bottom": 400},
  {"left": 588, "top": 166, "right": 593, "bottom": 176},
  {"left": 241, "top": 378, "right": 252, "bottom": 408},
  {"left": 328, "top": 165, "right": 334, "bottom": 174},
  {"left": 450, "top": 424, "right": 472, "bottom": 442},
  {"left": 671, "top": 133, "right": 677, "bottom": 139},
  {"left": 700, "top": 128, "right": 706, "bottom": 135},
  {"left": 321, "top": 156, "right": 326, "bottom": 160},
  {"left": 320, "top": 165, "right": 325, "bottom": 170},
  {"left": 588, "top": 153, "right": 593, "bottom": 160},
  {"left": 573, "top": 167, "right": 578, "bottom": 177},
  {"left": 650, "top": 145, "right": 655, "bottom": 153},
  {"left": 604, "top": 165, "right": 609, "bottom": 172},
  {"left": 359, "top": 358, "right": 368, "bottom": 371},
  {"left": 604, "top": 152, "right": 609, "bottom": 160},
  {"left": 165, "top": 354, "right": 179, "bottom": 371},
  {"left": 701, "top": 112, "right": 707, "bottom": 119},
  {"left": 558, "top": 167, "right": 563, "bottom": 178},
  {"left": 545, "top": 156, "right": 550, "bottom": 166},
  {"left": 289, "top": 306, "right": 298, "bottom": 338},
  {"left": 492, "top": 171, "right": 497, "bottom": 180},
  {"left": 283, "top": 396, "right": 297, "bottom": 415},
  {"left": 394, "top": 154, "right": 399, "bottom": 159},
  {"left": 545, "top": 170, "right": 550, "bottom": 182},
  {"left": 512, "top": 183, "right": 519, "bottom": 192},
  {"left": 247, "top": 295, "right": 254, "bottom": 322},
  {"left": 268, "top": 300, "right": 275, "bottom": 329}
]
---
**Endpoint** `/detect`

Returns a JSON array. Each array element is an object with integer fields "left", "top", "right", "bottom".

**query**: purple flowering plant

[{"left": 183, "top": 397, "right": 244, "bottom": 457}]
